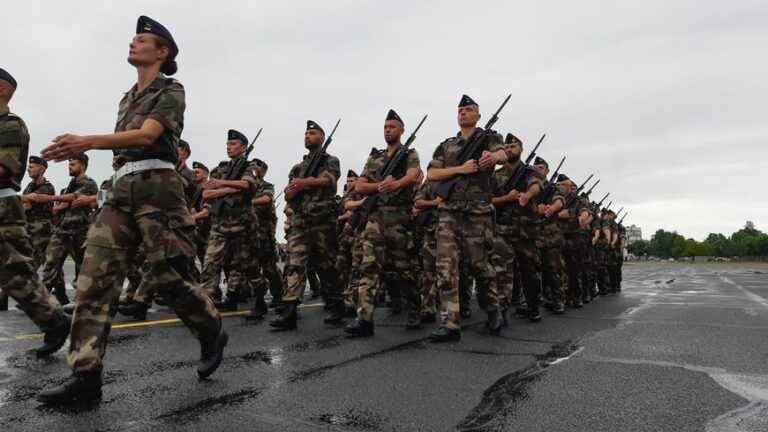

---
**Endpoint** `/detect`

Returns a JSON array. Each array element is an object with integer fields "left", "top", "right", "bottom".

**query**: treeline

[{"left": 627, "top": 222, "right": 768, "bottom": 258}]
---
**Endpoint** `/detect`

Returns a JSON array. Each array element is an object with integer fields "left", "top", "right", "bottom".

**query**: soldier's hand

[
  {"left": 71, "top": 196, "right": 91, "bottom": 208},
  {"left": 479, "top": 151, "right": 496, "bottom": 170},
  {"left": 378, "top": 176, "right": 397, "bottom": 193},
  {"left": 457, "top": 160, "right": 479, "bottom": 175},
  {"left": 203, "top": 179, "right": 223, "bottom": 190},
  {"left": 506, "top": 190, "right": 520, "bottom": 202},
  {"left": 43, "top": 134, "right": 91, "bottom": 162}
]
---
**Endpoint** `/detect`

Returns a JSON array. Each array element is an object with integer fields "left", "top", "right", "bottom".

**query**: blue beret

[
  {"left": 227, "top": 129, "right": 248, "bottom": 145},
  {"left": 386, "top": 109, "right": 404, "bottom": 125},
  {"left": 533, "top": 156, "right": 548, "bottom": 167},
  {"left": 556, "top": 174, "right": 570, "bottom": 182},
  {"left": 0, "top": 68, "right": 17, "bottom": 89},
  {"left": 458, "top": 94, "right": 478, "bottom": 107},
  {"left": 192, "top": 161, "right": 208, "bottom": 172},
  {"left": 306, "top": 120, "right": 324, "bottom": 134},
  {"left": 136, "top": 16, "right": 178, "bottom": 57}
]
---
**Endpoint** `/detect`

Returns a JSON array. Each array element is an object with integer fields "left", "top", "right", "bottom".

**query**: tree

[{"left": 627, "top": 239, "right": 650, "bottom": 256}]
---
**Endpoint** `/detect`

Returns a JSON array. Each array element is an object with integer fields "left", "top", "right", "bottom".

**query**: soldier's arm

[
  {"left": 355, "top": 176, "right": 380, "bottom": 195},
  {"left": 414, "top": 196, "right": 442, "bottom": 210},
  {"left": 191, "top": 207, "right": 210, "bottom": 221},
  {"left": 252, "top": 195, "right": 272, "bottom": 206},
  {"left": 209, "top": 179, "right": 250, "bottom": 190},
  {"left": 344, "top": 197, "right": 366, "bottom": 211},
  {"left": 202, "top": 187, "right": 239, "bottom": 200}
]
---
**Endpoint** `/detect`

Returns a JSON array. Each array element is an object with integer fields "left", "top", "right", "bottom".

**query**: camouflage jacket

[
  {"left": 537, "top": 181, "right": 567, "bottom": 249},
  {"left": 491, "top": 160, "right": 544, "bottom": 227},
  {"left": 360, "top": 144, "right": 420, "bottom": 208},
  {"left": 288, "top": 149, "right": 340, "bottom": 218},
  {"left": 23, "top": 178, "right": 55, "bottom": 223},
  {"left": 251, "top": 179, "right": 277, "bottom": 240},
  {"left": 0, "top": 106, "right": 29, "bottom": 192},
  {"left": 413, "top": 181, "right": 439, "bottom": 230},
  {"left": 560, "top": 193, "right": 589, "bottom": 236},
  {"left": 56, "top": 175, "right": 98, "bottom": 233},
  {"left": 429, "top": 128, "right": 504, "bottom": 213},
  {"left": 114, "top": 74, "right": 184, "bottom": 166},
  {"left": 209, "top": 159, "right": 258, "bottom": 233}
]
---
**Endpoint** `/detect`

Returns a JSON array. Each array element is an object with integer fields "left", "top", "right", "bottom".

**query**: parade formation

[{"left": 0, "top": 16, "right": 627, "bottom": 405}]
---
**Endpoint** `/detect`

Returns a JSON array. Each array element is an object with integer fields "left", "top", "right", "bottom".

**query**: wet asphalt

[{"left": 1, "top": 262, "right": 767, "bottom": 431}]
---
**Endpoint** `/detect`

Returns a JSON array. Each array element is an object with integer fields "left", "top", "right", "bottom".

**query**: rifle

[
  {"left": 615, "top": 207, "right": 624, "bottom": 219},
  {"left": 543, "top": 174, "right": 594, "bottom": 222},
  {"left": 581, "top": 178, "right": 599, "bottom": 199},
  {"left": 499, "top": 133, "right": 546, "bottom": 195},
  {"left": 435, "top": 94, "right": 511, "bottom": 199},
  {"left": 605, "top": 200, "right": 613, "bottom": 211},
  {"left": 595, "top": 192, "right": 610, "bottom": 208},
  {"left": 538, "top": 155, "right": 565, "bottom": 203},
  {"left": 353, "top": 115, "right": 428, "bottom": 230},
  {"left": 619, "top": 212, "right": 628, "bottom": 224},
  {"left": 211, "top": 128, "right": 262, "bottom": 214},
  {"left": 289, "top": 119, "right": 341, "bottom": 204}
]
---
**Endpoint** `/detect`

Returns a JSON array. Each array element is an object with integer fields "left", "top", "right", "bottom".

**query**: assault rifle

[
  {"left": 500, "top": 133, "right": 546, "bottom": 194},
  {"left": 289, "top": 119, "right": 341, "bottom": 204},
  {"left": 353, "top": 114, "right": 428, "bottom": 231},
  {"left": 543, "top": 174, "right": 594, "bottom": 222},
  {"left": 605, "top": 200, "right": 613, "bottom": 211},
  {"left": 595, "top": 192, "right": 610, "bottom": 208},
  {"left": 211, "top": 128, "right": 262, "bottom": 214},
  {"left": 435, "top": 94, "right": 511, "bottom": 199},
  {"left": 615, "top": 207, "right": 624, "bottom": 219},
  {"left": 538, "top": 155, "right": 565, "bottom": 203},
  {"left": 619, "top": 212, "right": 628, "bottom": 224}
]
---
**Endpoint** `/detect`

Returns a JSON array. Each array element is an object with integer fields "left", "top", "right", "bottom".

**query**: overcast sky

[{"left": 4, "top": 1, "right": 766, "bottom": 242}]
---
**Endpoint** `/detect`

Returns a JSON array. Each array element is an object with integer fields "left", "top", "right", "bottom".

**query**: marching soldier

[
  {"left": 0, "top": 67, "right": 71, "bottom": 355},
  {"left": 533, "top": 156, "right": 567, "bottom": 314},
  {"left": 38, "top": 154, "right": 98, "bottom": 305},
  {"left": 558, "top": 175, "right": 592, "bottom": 307},
  {"left": 191, "top": 161, "right": 211, "bottom": 266},
  {"left": 426, "top": 95, "right": 508, "bottom": 342},
  {"left": 201, "top": 129, "right": 259, "bottom": 311},
  {"left": 345, "top": 109, "right": 422, "bottom": 337},
  {"left": 593, "top": 209, "right": 612, "bottom": 295},
  {"left": 38, "top": 16, "right": 226, "bottom": 404},
  {"left": 491, "top": 134, "right": 544, "bottom": 323},
  {"left": 271, "top": 120, "right": 342, "bottom": 330},
  {"left": 413, "top": 179, "right": 440, "bottom": 323},
  {"left": 335, "top": 169, "right": 363, "bottom": 315},
  {"left": 20, "top": 156, "right": 56, "bottom": 270}
]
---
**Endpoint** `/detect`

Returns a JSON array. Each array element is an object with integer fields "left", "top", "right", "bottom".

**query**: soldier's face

[
  {"left": 193, "top": 168, "right": 208, "bottom": 183},
  {"left": 0, "top": 80, "right": 13, "bottom": 102},
  {"left": 128, "top": 34, "right": 169, "bottom": 68},
  {"left": 457, "top": 105, "right": 480, "bottom": 128},
  {"left": 304, "top": 130, "right": 324, "bottom": 149},
  {"left": 27, "top": 162, "right": 44, "bottom": 178},
  {"left": 178, "top": 147, "right": 190, "bottom": 161},
  {"left": 505, "top": 143, "right": 522, "bottom": 161},
  {"left": 226, "top": 140, "right": 246, "bottom": 158},
  {"left": 534, "top": 164, "right": 548, "bottom": 177},
  {"left": 384, "top": 120, "right": 404, "bottom": 145},
  {"left": 67, "top": 160, "right": 84, "bottom": 176}
]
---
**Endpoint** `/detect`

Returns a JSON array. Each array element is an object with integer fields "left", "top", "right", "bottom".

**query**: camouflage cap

[
  {"left": 252, "top": 158, "right": 268, "bottom": 172},
  {"left": 0, "top": 68, "right": 17, "bottom": 89},
  {"left": 556, "top": 173, "right": 570, "bottom": 182},
  {"left": 347, "top": 169, "right": 358, "bottom": 178},
  {"left": 178, "top": 139, "right": 191, "bottom": 153}
]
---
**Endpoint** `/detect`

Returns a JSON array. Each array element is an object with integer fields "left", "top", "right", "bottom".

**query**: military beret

[
  {"left": 227, "top": 129, "right": 248, "bottom": 145},
  {"left": 252, "top": 158, "right": 268, "bottom": 171},
  {"left": 0, "top": 68, "right": 17, "bottom": 89},
  {"left": 29, "top": 155, "right": 47, "bottom": 168},
  {"left": 306, "top": 120, "right": 324, "bottom": 134},
  {"left": 556, "top": 174, "right": 570, "bottom": 182},
  {"left": 136, "top": 16, "right": 178, "bottom": 58},
  {"left": 386, "top": 109, "right": 404, "bottom": 125},
  {"left": 347, "top": 169, "right": 358, "bottom": 178},
  {"left": 458, "top": 94, "right": 478, "bottom": 107},
  {"left": 178, "top": 139, "right": 191, "bottom": 152},
  {"left": 70, "top": 154, "right": 89, "bottom": 165},
  {"left": 505, "top": 133, "right": 522, "bottom": 145},
  {"left": 192, "top": 161, "right": 209, "bottom": 172},
  {"left": 533, "top": 156, "right": 548, "bottom": 167}
]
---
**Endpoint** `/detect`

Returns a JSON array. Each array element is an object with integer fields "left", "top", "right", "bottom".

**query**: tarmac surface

[{"left": 1, "top": 262, "right": 767, "bottom": 431}]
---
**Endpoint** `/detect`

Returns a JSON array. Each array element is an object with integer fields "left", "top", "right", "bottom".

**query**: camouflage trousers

[
  {"left": 202, "top": 229, "right": 255, "bottom": 300},
  {"left": 420, "top": 227, "right": 439, "bottom": 315},
  {"left": 562, "top": 234, "right": 583, "bottom": 304},
  {"left": 68, "top": 169, "right": 220, "bottom": 373},
  {"left": 356, "top": 209, "right": 420, "bottom": 322},
  {"left": 0, "top": 197, "right": 66, "bottom": 331},
  {"left": 436, "top": 209, "right": 498, "bottom": 330},
  {"left": 250, "top": 237, "right": 283, "bottom": 301},
  {"left": 335, "top": 222, "right": 359, "bottom": 308},
  {"left": 608, "top": 249, "right": 622, "bottom": 291},
  {"left": 580, "top": 238, "right": 597, "bottom": 299},
  {"left": 594, "top": 246, "right": 611, "bottom": 294},
  {"left": 283, "top": 212, "right": 340, "bottom": 304},
  {"left": 42, "top": 228, "right": 88, "bottom": 294},
  {"left": 27, "top": 220, "right": 53, "bottom": 270},
  {"left": 541, "top": 246, "right": 565, "bottom": 305},
  {"left": 493, "top": 224, "right": 542, "bottom": 312}
]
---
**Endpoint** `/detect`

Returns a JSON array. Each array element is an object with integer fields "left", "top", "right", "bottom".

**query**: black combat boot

[
  {"left": 344, "top": 319, "right": 374, "bottom": 338},
  {"left": 214, "top": 294, "right": 239, "bottom": 312},
  {"left": 244, "top": 297, "right": 268, "bottom": 321},
  {"left": 118, "top": 301, "right": 149, "bottom": 321},
  {"left": 269, "top": 301, "right": 298, "bottom": 330},
  {"left": 500, "top": 307, "right": 510, "bottom": 327},
  {"left": 487, "top": 309, "right": 503, "bottom": 335},
  {"left": 528, "top": 308, "right": 542, "bottom": 323},
  {"left": 405, "top": 311, "right": 421, "bottom": 330},
  {"left": 198, "top": 325, "right": 229, "bottom": 379},
  {"left": 0, "top": 295, "right": 8, "bottom": 312},
  {"left": 420, "top": 311, "right": 437, "bottom": 324},
  {"left": 36, "top": 316, "right": 71, "bottom": 359},
  {"left": 552, "top": 302, "right": 565, "bottom": 315},
  {"left": 323, "top": 301, "right": 345, "bottom": 325},
  {"left": 37, "top": 371, "right": 103, "bottom": 404},
  {"left": 429, "top": 326, "right": 461, "bottom": 343}
]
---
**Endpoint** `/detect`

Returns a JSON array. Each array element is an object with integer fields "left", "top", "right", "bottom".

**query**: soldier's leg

[
  {"left": 349, "top": 219, "right": 384, "bottom": 333},
  {"left": 420, "top": 228, "right": 438, "bottom": 318},
  {"left": 431, "top": 210, "right": 462, "bottom": 339},
  {"left": 201, "top": 232, "right": 227, "bottom": 300},
  {"left": 384, "top": 218, "right": 420, "bottom": 327},
  {"left": 31, "top": 223, "right": 53, "bottom": 271},
  {"left": 344, "top": 237, "right": 363, "bottom": 310},
  {"left": 542, "top": 247, "right": 565, "bottom": 312},
  {"left": 312, "top": 219, "right": 344, "bottom": 322},
  {"left": 271, "top": 215, "right": 310, "bottom": 330},
  {"left": 41, "top": 232, "right": 71, "bottom": 305},
  {"left": 465, "top": 213, "right": 501, "bottom": 332}
]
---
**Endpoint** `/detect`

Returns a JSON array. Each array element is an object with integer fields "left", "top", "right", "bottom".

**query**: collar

[
  {"left": 126, "top": 73, "right": 168, "bottom": 97},
  {"left": 455, "top": 127, "right": 482, "bottom": 141}
]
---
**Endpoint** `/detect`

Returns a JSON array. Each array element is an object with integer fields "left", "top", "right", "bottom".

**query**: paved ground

[{"left": 1, "top": 262, "right": 767, "bottom": 431}]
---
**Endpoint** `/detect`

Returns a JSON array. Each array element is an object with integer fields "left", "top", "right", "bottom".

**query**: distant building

[{"left": 625, "top": 224, "right": 642, "bottom": 244}]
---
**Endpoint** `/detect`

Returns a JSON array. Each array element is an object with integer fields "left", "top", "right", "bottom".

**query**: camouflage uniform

[
  {"left": 67, "top": 74, "right": 221, "bottom": 374},
  {"left": 594, "top": 217, "right": 612, "bottom": 295},
  {"left": 22, "top": 177, "right": 55, "bottom": 269},
  {"left": 0, "top": 106, "right": 67, "bottom": 330},
  {"left": 560, "top": 193, "right": 589, "bottom": 306},
  {"left": 41, "top": 174, "right": 98, "bottom": 302},
  {"left": 491, "top": 160, "right": 545, "bottom": 315},
  {"left": 579, "top": 208, "right": 597, "bottom": 301},
  {"left": 355, "top": 145, "right": 421, "bottom": 323},
  {"left": 335, "top": 188, "right": 363, "bottom": 309},
  {"left": 538, "top": 182, "right": 567, "bottom": 308},
  {"left": 282, "top": 149, "right": 341, "bottom": 304},
  {"left": 607, "top": 220, "right": 621, "bottom": 292},
  {"left": 414, "top": 181, "right": 439, "bottom": 316},
  {"left": 250, "top": 178, "right": 283, "bottom": 302},
  {"left": 201, "top": 159, "right": 259, "bottom": 303},
  {"left": 430, "top": 129, "right": 503, "bottom": 331}
]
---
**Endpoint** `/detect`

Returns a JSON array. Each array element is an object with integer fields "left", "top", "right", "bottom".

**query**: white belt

[
  {"left": 0, "top": 188, "right": 18, "bottom": 198},
  {"left": 113, "top": 159, "right": 175, "bottom": 183}
]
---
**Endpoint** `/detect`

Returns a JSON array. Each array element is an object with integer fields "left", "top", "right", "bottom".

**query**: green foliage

[{"left": 644, "top": 222, "right": 768, "bottom": 257}]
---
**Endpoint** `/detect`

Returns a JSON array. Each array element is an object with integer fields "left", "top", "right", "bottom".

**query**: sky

[{"left": 4, "top": 1, "right": 767, "bottom": 242}]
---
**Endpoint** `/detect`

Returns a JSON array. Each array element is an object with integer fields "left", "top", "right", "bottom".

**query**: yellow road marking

[{"left": 3, "top": 303, "right": 325, "bottom": 342}]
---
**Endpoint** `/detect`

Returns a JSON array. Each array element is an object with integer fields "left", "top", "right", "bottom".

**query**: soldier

[
  {"left": 616, "top": 221, "right": 626, "bottom": 291},
  {"left": 20, "top": 156, "right": 56, "bottom": 269},
  {"left": 557, "top": 175, "right": 592, "bottom": 307},
  {"left": 38, "top": 16, "right": 226, "bottom": 404},
  {"left": 606, "top": 210, "right": 621, "bottom": 293},
  {"left": 244, "top": 158, "right": 283, "bottom": 320},
  {"left": 491, "top": 134, "right": 544, "bottom": 323},
  {"left": 533, "top": 156, "right": 567, "bottom": 314},
  {"left": 36, "top": 154, "right": 98, "bottom": 305},
  {"left": 190, "top": 161, "right": 211, "bottom": 266},
  {"left": 336, "top": 170, "right": 365, "bottom": 315},
  {"left": 0, "top": 67, "right": 71, "bottom": 354},
  {"left": 270, "top": 120, "right": 342, "bottom": 330},
  {"left": 413, "top": 179, "right": 440, "bottom": 323},
  {"left": 593, "top": 209, "right": 612, "bottom": 295},
  {"left": 200, "top": 129, "right": 259, "bottom": 311},
  {"left": 426, "top": 95, "right": 508, "bottom": 342},
  {"left": 344, "top": 109, "right": 422, "bottom": 337}
]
